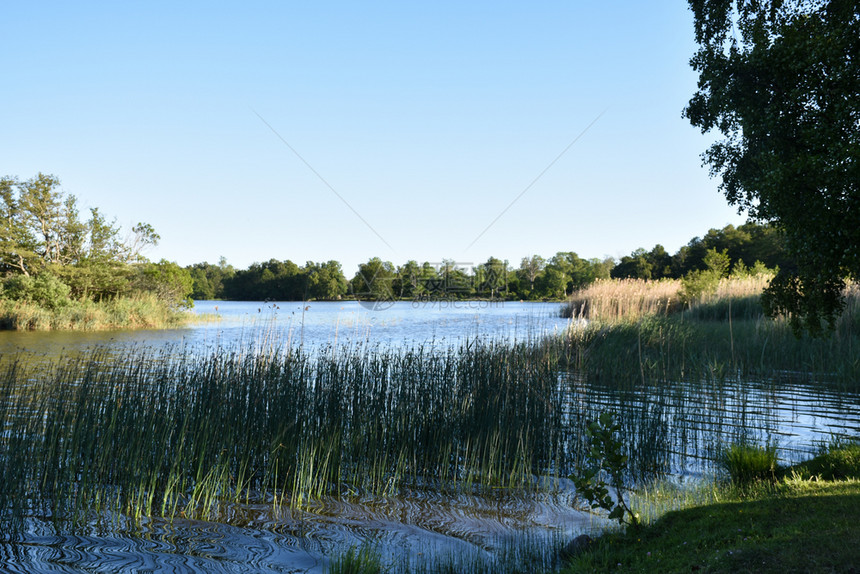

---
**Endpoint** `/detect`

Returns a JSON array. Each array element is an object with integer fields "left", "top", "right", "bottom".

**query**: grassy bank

[
  {"left": 0, "top": 292, "right": 193, "bottom": 330},
  {"left": 564, "top": 444, "right": 860, "bottom": 573}
]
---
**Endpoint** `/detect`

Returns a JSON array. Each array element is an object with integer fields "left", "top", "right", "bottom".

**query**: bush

[
  {"left": 131, "top": 260, "right": 194, "bottom": 308},
  {"left": 2, "top": 272, "right": 72, "bottom": 310},
  {"left": 31, "top": 272, "right": 72, "bottom": 310},
  {"left": 2, "top": 274, "right": 34, "bottom": 302},
  {"left": 573, "top": 413, "right": 640, "bottom": 529},
  {"left": 680, "top": 248, "right": 731, "bottom": 307},
  {"left": 680, "top": 269, "right": 721, "bottom": 306}
]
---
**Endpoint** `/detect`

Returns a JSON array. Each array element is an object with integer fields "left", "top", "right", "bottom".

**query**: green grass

[
  {"left": 717, "top": 442, "right": 780, "bottom": 487},
  {"left": 562, "top": 311, "right": 860, "bottom": 385},
  {"left": 0, "top": 337, "right": 577, "bottom": 535},
  {"left": 327, "top": 544, "right": 384, "bottom": 574},
  {"left": 0, "top": 292, "right": 193, "bottom": 330},
  {"left": 563, "top": 445, "right": 860, "bottom": 573},
  {"left": 789, "top": 440, "right": 860, "bottom": 481},
  {"left": 563, "top": 479, "right": 860, "bottom": 573}
]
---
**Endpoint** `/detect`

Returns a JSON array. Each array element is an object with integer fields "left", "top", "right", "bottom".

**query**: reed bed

[
  {"left": 562, "top": 275, "right": 781, "bottom": 323},
  {"left": 562, "top": 279, "right": 683, "bottom": 321},
  {"left": 0, "top": 338, "right": 578, "bottom": 537},
  {"left": 0, "top": 292, "right": 192, "bottom": 330},
  {"left": 563, "top": 308, "right": 860, "bottom": 386}
]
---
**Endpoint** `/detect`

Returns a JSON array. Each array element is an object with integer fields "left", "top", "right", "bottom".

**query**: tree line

[
  {"left": 187, "top": 221, "right": 788, "bottom": 302},
  {"left": 0, "top": 173, "right": 791, "bottom": 308},
  {"left": 1, "top": 173, "right": 193, "bottom": 310}
]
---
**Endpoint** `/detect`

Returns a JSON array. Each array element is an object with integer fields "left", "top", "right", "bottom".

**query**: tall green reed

[{"left": 0, "top": 337, "right": 574, "bottom": 535}]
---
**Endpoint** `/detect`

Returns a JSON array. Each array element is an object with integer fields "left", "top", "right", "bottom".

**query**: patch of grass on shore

[
  {"left": 563, "top": 445, "right": 860, "bottom": 573},
  {"left": 0, "top": 293, "right": 193, "bottom": 330}
]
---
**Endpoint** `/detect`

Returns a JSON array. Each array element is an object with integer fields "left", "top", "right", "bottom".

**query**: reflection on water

[
  {"left": 3, "top": 486, "right": 586, "bottom": 573},
  {"left": 564, "top": 374, "right": 860, "bottom": 480}
]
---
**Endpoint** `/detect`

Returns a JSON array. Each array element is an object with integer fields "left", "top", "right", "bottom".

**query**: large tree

[{"left": 685, "top": 0, "right": 859, "bottom": 335}]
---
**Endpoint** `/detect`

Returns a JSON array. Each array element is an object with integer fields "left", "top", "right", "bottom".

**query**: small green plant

[
  {"left": 718, "top": 441, "right": 780, "bottom": 487},
  {"left": 573, "top": 412, "right": 640, "bottom": 529},
  {"left": 327, "top": 544, "right": 383, "bottom": 574}
]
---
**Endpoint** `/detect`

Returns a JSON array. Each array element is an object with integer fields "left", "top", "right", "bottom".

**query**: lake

[
  {"left": 0, "top": 300, "right": 570, "bottom": 357},
  {"left": 0, "top": 300, "right": 858, "bottom": 573}
]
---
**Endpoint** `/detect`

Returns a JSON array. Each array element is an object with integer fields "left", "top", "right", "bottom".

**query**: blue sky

[{"left": 2, "top": 1, "right": 746, "bottom": 275}]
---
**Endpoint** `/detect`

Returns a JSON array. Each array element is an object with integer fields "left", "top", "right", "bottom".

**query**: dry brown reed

[
  {"left": 562, "top": 275, "right": 783, "bottom": 323},
  {"left": 562, "top": 279, "right": 682, "bottom": 321}
]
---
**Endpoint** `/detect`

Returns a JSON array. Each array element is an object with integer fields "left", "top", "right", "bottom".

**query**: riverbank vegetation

[
  {"left": 1, "top": 291, "right": 858, "bottom": 569},
  {"left": 561, "top": 278, "right": 860, "bottom": 385},
  {"left": 563, "top": 441, "right": 860, "bottom": 573},
  {"left": 1, "top": 173, "right": 194, "bottom": 330},
  {"left": 188, "top": 221, "right": 790, "bottom": 305}
]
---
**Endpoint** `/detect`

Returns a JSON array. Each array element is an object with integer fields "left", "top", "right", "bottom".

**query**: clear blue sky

[{"left": 2, "top": 1, "right": 746, "bottom": 276}]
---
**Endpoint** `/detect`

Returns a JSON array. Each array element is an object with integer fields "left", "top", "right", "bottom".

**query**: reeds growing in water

[{"left": 0, "top": 337, "right": 577, "bottom": 537}]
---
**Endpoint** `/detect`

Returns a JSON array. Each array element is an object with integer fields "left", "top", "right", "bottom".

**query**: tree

[
  {"left": 0, "top": 177, "right": 39, "bottom": 276},
  {"left": 611, "top": 248, "right": 652, "bottom": 280},
  {"left": 17, "top": 173, "right": 65, "bottom": 265},
  {"left": 646, "top": 245, "right": 673, "bottom": 279},
  {"left": 124, "top": 222, "right": 160, "bottom": 263},
  {"left": 685, "top": 0, "right": 860, "bottom": 335},
  {"left": 535, "top": 267, "right": 567, "bottom": 299},
  {"left": 132, "top": 259, "right": 194, "bottom": 308},
  {"left": 394, "top": 260, "right": 421, "bottom": 298},
  {"left": 351, "top": 257, "right": 396, "bottom": 301},
  {"left": 477, "top": 257, "right": 507, "bottom": 298},
  {"left": 306, "top": 260, "right": 347, "bottom": 300},
  {"left": 519, "top": 255, "right": 546, "bottom": 293}
]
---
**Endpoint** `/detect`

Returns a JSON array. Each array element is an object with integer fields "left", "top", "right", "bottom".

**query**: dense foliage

[
  {"left": 0, "top": 173, "right": 193, "bottom": 314},
  {"left": 685, "top": 0, "right": 860, "bottom": 335},
  {"left": 188, "top": 222, "right": 787, "bottom": 303}
]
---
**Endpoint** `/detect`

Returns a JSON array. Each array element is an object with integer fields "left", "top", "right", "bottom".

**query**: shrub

[
  {"left": 573, "top": 413, "right": 640, "bottom": 529},
  {"left": 30, "top": 272, "right": 72, "bottom": 310},
  {"left": 2, "top": 274, "right": 34, "bottom": 302},
  {"left": 680, "top": 248, "right": 732, "bottom": 307}
]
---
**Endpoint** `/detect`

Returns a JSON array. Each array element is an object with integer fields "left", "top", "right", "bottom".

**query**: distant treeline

[{"left": 188, "top": 222, "right": 789, "bottom": 302}]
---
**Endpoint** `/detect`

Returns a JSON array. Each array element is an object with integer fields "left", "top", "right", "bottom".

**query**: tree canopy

[
  {"left": 1, "top": 173, "right": 190, "bottom": 309},
  {"left": 685, "top": 0, "right": 860, "bottom": 335}
]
